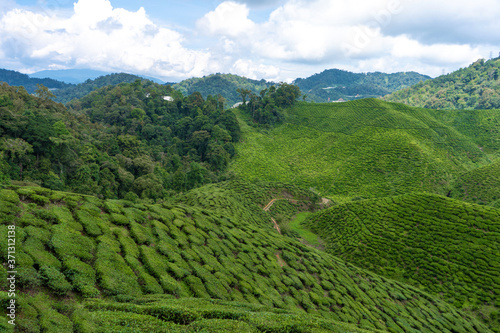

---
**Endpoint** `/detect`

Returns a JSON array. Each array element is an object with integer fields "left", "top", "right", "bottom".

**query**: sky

[{"left": 0, "top": 0, "right": 498, "bottom": 82}]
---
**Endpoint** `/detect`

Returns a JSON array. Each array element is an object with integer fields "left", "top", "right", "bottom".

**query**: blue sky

[{"left": 0, "top": 0, "right": 498, "bottom": 82}]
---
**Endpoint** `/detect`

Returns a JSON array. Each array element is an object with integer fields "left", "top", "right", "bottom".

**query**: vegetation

[
  {"left": 303, "top": 193, "right": 500, "bottom": 330},
  {"left": 0, "top": 81, "right": 240, "bottom": 199},
  {"left": 0, "top": 68, "right": 71, "bottom": 94},
  {"left": 230, "top": 99, "right": 499, "bottom": 200},
  {"left": 173, "top": 73, "right": 273, "bottom": 109},
  {"left": 237, "top": 83, "right": 302, "bottom": 126},
  {"left": 384, "top": 58, "right": 500, "bottom": 109},
  {"left": 294, "top": 69, "right": 430, "bottom": 102},
  {"left": 0, "top": 184, "right": 492, "bottom": 332},
  {"left": 2, "top": 65, "right": 500, "bottom": 333},
  {"left": 53, "top": 73, "right": 157, "bottom": 104},
  {"left": 451, "top": 159, "right": 500, "bottom": 208}
]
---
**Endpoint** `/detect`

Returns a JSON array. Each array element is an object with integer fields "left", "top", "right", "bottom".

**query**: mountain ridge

[{"left": 384, "top": 58, "right": 500, "bottom": 109}]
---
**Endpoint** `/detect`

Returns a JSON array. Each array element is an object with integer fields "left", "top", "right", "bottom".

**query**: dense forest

[
  {"left": 237, "top": 82, "right": 302, "bottom": 126},
  {"left": 0, "top": 80, "right": 240, "bottom": 200},
  {"left": 173, "top": 74, "right": 273, "bottom": 108},
  {"left": 53, "top": 73, "right": 161, "bottom": 105},
  {"left": 0, "top": 69, "right": 71, "bottom": 94},
  {"left": 384, "top": 58, "right": 500, "bottom": 109}
]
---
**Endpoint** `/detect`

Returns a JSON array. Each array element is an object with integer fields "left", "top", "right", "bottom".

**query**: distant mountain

[
  {"left": 29, "top": 69, "right": 111, "bottom": 84},
  {"left": 173, "top": 73, "right": 273, "bottom": 108},
  {"left": 0, "top": 68, "right": 72, "bottom": 93},
  {"left": 384, "top": 58, "right": 500, "bottom": 109},
  {"left": 53, "top": 73, "right": 161, "bottom": 104},
  {"left": 294, "top": 69, "right": 431, "bottom": 102},
  {"left": 29, "top": 68, "right": 165, "bottom": 85}
]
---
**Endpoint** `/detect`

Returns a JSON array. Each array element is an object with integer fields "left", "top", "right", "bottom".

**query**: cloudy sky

[{"left": 0, "top": 0, "right": 498, "bottom": 82}]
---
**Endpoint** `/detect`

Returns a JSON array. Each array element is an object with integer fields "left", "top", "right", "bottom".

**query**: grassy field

[
  {"left": 303, "top": 192, "right": 500, "bottom": 330},
  {"left": 230, "top": 99, "right": 499, "bottom": 201},
  {"left": 286, "top": 211, "right": 322, "bottom": 247},
  {"left": 0, "top": 184, "right": 492, "bottom": 332}
]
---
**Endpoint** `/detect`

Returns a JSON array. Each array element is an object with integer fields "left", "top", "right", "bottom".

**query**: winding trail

[{"left": 263, "top": 198, "right": 283, "bottom": 234}]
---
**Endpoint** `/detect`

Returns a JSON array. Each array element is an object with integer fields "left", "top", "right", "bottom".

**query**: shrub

[
  {"left": 75, "top": 210, "right": 103, "bottom": 237},
  {"left": 110, "top": 213, "right": 129, "bottom": 226},
  {"left": 39, "top": 265, "right": 72, "bottom": 295},
  {"left": 63, "top": 256, "right": 99, "bottom": 298},
  {"left": 39, "top": 308, "right": 74, "bottom": 332},
  {"left": 50, "top": 224, "right": 95, "bottom": 261}
]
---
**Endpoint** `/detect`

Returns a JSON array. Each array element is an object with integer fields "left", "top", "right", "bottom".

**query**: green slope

[
  {"left": 451, "top": 159, "right": 500, "bottom": 208},
  {"left": 384, "top": 58, "right": 500, "bottom": 109},
  {"left": 0, "top": 81, "right": 240, "bottom": 199},
  {"left": 0, "top": 68, "right": 71, "bottom": 94},
  {"left": 0, "top": 185, "right": 491, "bottom": 332},
  {"left": 230, "top": 99, "right": 491, "bottom": 201},
  {"left": 303, "top": 193, "right": 500, "bottom": 330},
  {"left": 173, "top": 73, "right": 272, "bottom": 108}
]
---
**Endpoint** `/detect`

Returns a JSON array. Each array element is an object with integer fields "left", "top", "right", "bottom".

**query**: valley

[{"left": 1, "top": 60, "right": 500, "bottom": 332}]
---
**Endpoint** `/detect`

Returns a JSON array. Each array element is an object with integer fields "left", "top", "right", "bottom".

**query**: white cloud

[
  {"left": 231, "top": 59, "right": 280, "bottom": 80},
  {"left": 196, "top": 1, "right": 255, "bottom": 37},
  {"left": 0, "top": 0, "right": 214, "bottom": 80},
  {"left": 1, "top": 0, "right": 497, "bottom": 82},
  {"left": 197, "top": 0, "right": 496, "bottom": 78}
]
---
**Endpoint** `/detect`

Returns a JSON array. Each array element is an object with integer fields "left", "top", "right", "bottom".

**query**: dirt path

[
  {"left": 271, "top": 217, "right": 281, "bottom": 234},
  {"left": 263, "top": 198, "right": 283, "bottom": 234},
  {"left": 263, "top": 198, "right": 279, "bottom": 211}
]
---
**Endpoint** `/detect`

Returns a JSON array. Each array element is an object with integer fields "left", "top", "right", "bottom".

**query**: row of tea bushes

[
  {"left": 304, "top": 192, "right": 500, "bottom": 331},
  {"left": 0, "top": 185, "right": 493, "bottom": 332}
]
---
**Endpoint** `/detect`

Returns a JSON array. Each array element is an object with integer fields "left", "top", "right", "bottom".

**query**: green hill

[
  {"left": 0, "top": 184, "right": 492, "bottom": 332},
  {"left": 53, "top": 73, "right": 158, "bottom": 104},
  {"left": 303, "top": 193, "right": 500, "bottom": 329},
  {"left": 384, "top": 58, "right": 500, "bottom": 109},
  {"left": 230, "top": 99, "right": 497, "bottom": 201},
  {"left": 294, "top": 69, "right": 430, "bottom": 103},
  {"left": 451, "top": 159, "right": 500, "bottom": 208},
  {"left": 0, "top": 81, "right": 240, "bottom": 199},
  {"left": 0, "top": 68, "right": 72, "bottom": 94},
  {"left": 173, "top": 74, "right": 273, "bottom": 108}
]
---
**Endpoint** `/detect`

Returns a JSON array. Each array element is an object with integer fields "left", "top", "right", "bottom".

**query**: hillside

[
  {"left": 384, "top": 58, "right": 500, "bottom": 109},
  {"left": 0, "top": 68, "right": 72, "bottom": 94},
  {"left": 294, "top": 69, "right": 431, "bottom": 102},
  {"left": 0, "top": 184, "right": 492, "bottom": 332},
  {"left": 303, "top": 193, "right": 500, "bottom": 330},
  {"left": 29, "top": 69, "right": 113, "bottom": 84},
  {"left": 53, "top": 73, "right": 163, "bottom": 104},
  {"left": 0, "top": 81, "right": 240, "bottom": 199},
  {"left": 230, "top": 99, "right": 498, "bottom": 201},
  {"left": 450, "top": 159, "right": 500, "bottom": 208},
  {"left": 173, "top": 73, "right": 273, "bottom": 108}
]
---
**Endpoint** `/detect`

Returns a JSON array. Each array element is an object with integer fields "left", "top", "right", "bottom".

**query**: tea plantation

[
  {"left": 303, "top": 193, "right": 500, "bottom": 330},
  {"left": 451, "top": 159, "right": 500, "bottom": 208},
  {"left": 0, "top": 185, "right": 492, "bottom": 332},
  {"left": 230, "top": 99, "right": 500, "bottom": 201}
]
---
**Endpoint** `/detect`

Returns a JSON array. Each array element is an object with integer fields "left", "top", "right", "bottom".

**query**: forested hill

[
  {"left": 0, "top": 80, "right": 240, "bottom": 200},
  {"left": 384, "top": 58, "right": 500, "bottom": 109},
  {"left": 173, "top": 73, "right": 273, "bottom": 108},
  {"left": 0, "top": 68, "right": 72, "bottom": 94},
  {"left": 294, "top": 69, "right": 431, "bottom": 102},
  {"left": 52, "top": 73, "right": 163, "bottom": 104}
]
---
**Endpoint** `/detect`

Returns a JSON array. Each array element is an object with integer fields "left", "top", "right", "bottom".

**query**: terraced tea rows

[
  {"left": 304, "top": 193, "right": 500, "bottom": 330},
  {"left": 230, "top": 99, "right": 491, "bottom": 200},
  {"left": 0, "top": 185, "right": 492, "bottom": 332},
  {"left": 451, "top": 159, "right": 500, "bottom": 208}
]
